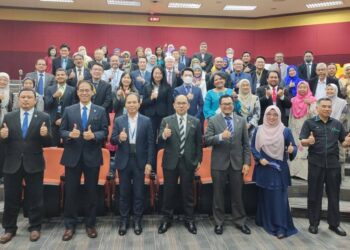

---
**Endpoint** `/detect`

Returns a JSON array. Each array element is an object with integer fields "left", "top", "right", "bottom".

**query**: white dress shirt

[
  {"left": 315, "top": 78, "right": 327, "bottom": 100},
  {"left": 20, "top": 108, "right": 34, "bottom": 127},
  {"left": 128, "top": 113, "right": 138, "bottom": 144},
  {"left": 80, "top": 102, "right": 92, "bottom": 120}
]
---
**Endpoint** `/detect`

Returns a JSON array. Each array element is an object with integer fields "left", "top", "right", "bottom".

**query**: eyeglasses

[
  {"left": 78, "top": 89, "right": 92, "bottom": 93},
  {"left": 220, "top": 103, "right": 233, "bottom": 106}
]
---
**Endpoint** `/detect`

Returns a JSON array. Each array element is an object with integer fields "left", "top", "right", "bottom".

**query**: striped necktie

[
  {"left": 179, "top": 117, "right": 185, "bottom": 155},
  {"left": 224, "top": 116, "right": 234, "bottom": 134}
]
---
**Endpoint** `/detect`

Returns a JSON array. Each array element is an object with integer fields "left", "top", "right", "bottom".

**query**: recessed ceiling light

[
  {"left": 107, "top": 0, "right": 141, "bottom": 6},
  {"left": 168, "top": 2, "right": 202, "bottom": 9},
  {"left": 223, "top": 5, "right": 257, "bottom": 11},
  {"left": 40, "top": 0, "right": 74, "bottom": 2},
  {"left": 306, "top": 1, "right": 343, "bottom": 9}
]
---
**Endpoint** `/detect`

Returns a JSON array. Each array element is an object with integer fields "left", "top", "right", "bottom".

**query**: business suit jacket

[
  {"left": 173, "top": 85, "right": 203, "bottom": 119},
  {"left": 111, "top": 114, "right": 154, "bottom": 170},
  {"left": 112, "top": 88, "right": 138, "bottom": 118},
  {"left": 250, "top": 69, "right": 269, "bottom": 94},
  {"left": 131, "top": 69, "right": 151, "bottom": 95},
  {"left": 0, "top": 110, "right": 52, "bottom": 174},
  {"left": 67, "top": 67, "right": 92, "bottom": 88},
  {"left": 298, "top": 63, "right": 317, "bottom": 81},
  {"left": 269, "top": 63, "right": 289, "bottom": 81},
  {"left": 25, "top": 71, "right": 55, "bottom": 92},
  {"left": 142, "top": 83, "right": 173, "bottom": 117},
  {"left": 90, "top": 80, "right": 113, "bottom": 123},
  {"left": 52, "top": 57, "right": 74, "bottom": 75},
  {"left": 179, "top": 56, "right": 191, "bottom": 67},
  {"left": 256, "top": 85, "right": 292, "bottom": 125},
  {"left": 44, "top": 84, "right": 76, "bottom": 122},
  {"left": 88, "top": 60, "right": 111, "bottom": 71},
  {"left": 230, "top": 71, "right": 252, "bottom": 90},
  {"left": 159, "top": 114, "right": 202, "bottom": 170},
  {"left": 309, "top": 76, "right": 342, "bottom": 98},
  {"left": 164, "top": 70, "right": 181, "bottom": 90},
  {"left": 59, "top": 103, "right": 108, "bottom": 167},
  {"left": 192, "top": 53, "right": 213, "bottom": 73},
  {"left": 205, "top": 113, "right": 250, "bottom": 170}
]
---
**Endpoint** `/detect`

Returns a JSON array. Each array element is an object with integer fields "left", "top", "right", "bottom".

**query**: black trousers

[
  {"left": 211, "top": 167, "right": 246, "bottom": 226},
  {"left": 63, "top": 162, "right": 100, "bottom": 229},
  {"left": 51, "top": 123, "right": 62, "bottom": 147},
  {"left": 150, "top": 115, "right": 163, "bottom": 171},
  {"left": 2, "top": 166, "right": 44, "bottom": 233},
  {"left": 162, "top": 157, "right": 195, "bottom": 222},
  {"left": 307, "top": 164, "right": 341, "bottom": 227},
  {"left": 118, "top": 155, "right": 145, "bottom": 223}
]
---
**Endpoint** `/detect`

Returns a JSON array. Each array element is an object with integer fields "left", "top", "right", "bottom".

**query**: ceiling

[{"left": 0, "top": 0, "right": 349, "bottom": 18}]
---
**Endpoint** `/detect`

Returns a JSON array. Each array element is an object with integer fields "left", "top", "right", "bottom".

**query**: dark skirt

[{"left": 255, "top": 187, "right": 298, "bottom": 238}]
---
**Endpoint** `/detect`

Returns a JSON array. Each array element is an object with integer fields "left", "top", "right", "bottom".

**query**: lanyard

[{"left": 128, "top": 121, "right": 137, "bottom": 141}]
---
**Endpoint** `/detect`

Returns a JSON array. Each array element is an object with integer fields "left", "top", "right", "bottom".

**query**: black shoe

[
  {"left": 329, "top": 226, "right": 347, "bottom": 236},
  {"left": 214, "top": 225, "right": 223, "bottom": 235},
  {"left": 134, "top": 222, "right": 142, "bottom": 235},
  {"left": 184, "top": 221, "right": 197, "bottom": 234},
  {"left": 158, "top": 222, "right": 171, "bottom": 234},
  {"left": 308, "top": 225, "right": 318, "bottom": 234},
  {"left": 118, "top": 222, "right": 128, "bottom": 236},
  {"left": 236, "top": 225, "right": 251, "bottom": 235}
]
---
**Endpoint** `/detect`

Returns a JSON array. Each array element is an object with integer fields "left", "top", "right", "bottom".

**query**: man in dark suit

[
  {"left": 256, "top": 70, "right": 292, "bottom": 126},
  {"left": 250, "top": 56, "right": 269, "bottom": 94},
  {"left": 111, "top": 93, "right": 154, "bottom": 236},
  {"left": 308, "top": 63, "right": 341, "bottom": 99},
  {"left": 89, "top": 62, "right": 113, "bottom": 124},
  {"left": 204, "top": 94, "right": 251, "bottom": 235},
  {"left": 192, "top": 42, "right": 213, "bottom": 73},
  {"left": 158, "top": 95, "right": 203, "bottom": 235},
  {"left": 173, "top": 68, "right": 203, "bottom": 120},
  {"left": 298, "top": 50, "right": 317, "bottom": 81},
  {"left": 25, "top": 59, "right": 56, "bottom": 95},
  {"left": 164, "top": 56, "right": 181, "bottom": 89},
  {"left": 242, "top": 51, "right": 256, "bottom": 73},
  {"left": 60, "top": 80, "right": 108, "bottom": 241},
  {"left": 67, "top": 53, "right": 91, "bottom": 88},
  {"left": 179, "top": 45, "right": 191, "bottom": 67},
  {"left": 88, "top": 49, "right": 110, "bottom": 71},
  {"left": 44, "top": 68, "right": 76, "bottom": 146},
  {"left": 52, "top": 43, "right": 74, "bottom": 75},
  {"left": 0, "top": 88, "right": 51, "bottom": 243},
  {"left": 130, "top": 56, "right": 151, "bottom": 96},
  {"left": 230, "top": 59, "right": 252, "bottom": 91}
]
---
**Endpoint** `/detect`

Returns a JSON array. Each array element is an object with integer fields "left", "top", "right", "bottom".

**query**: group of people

[{"left": 0, "top": 41, "right": 350, "bottom": 243}]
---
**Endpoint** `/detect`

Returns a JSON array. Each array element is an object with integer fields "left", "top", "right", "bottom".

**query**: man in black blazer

[
  {"left": 192, "top": 42, "right": 213, "bottom": 73},
  {"left": 89, "top": 62, "right": 112, "bottom": 125},
  {"left": 256, "top": 70, "right": 292, "bottom": 126},
  {"left": 164, "top": 56, "right": 181, "bottom": 89},
  {"left": 52, "top": 43, "right": 74, "bottom": 75},
  {"left": 67, "top": 53, "right": 92, "bottom": 88},
  {"left": 44, "top": 68, "right": 76, "bottom": 146},
  {"left": 298, "top": 50, "right": 317, "bottom": 81},
  {"left": 111, "top": 93, "right": 154, "bottom": 236},
  {"left": 250, "top": 56, "right": 269, "bottom": 94},
  {"left": 179, "top": 46, "right": 191, "bottom": 67},
  {"left": 60, "top": 80, "right": 108, "bottom": 241},
  {"left": 158, "top": 95, "right": 203, "bottom": 235},
  {"left": 25, "top": 59, "right": 56, "bottom": 95},
  {"left": 88, "top": 49, "right": 110, "bottom": 71},
  {"left": 0, "top": 88, "right": 52, "bottom": 244}
]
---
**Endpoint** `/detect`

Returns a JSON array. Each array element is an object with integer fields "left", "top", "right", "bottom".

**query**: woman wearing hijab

[
  {"left": 146, "top": 54, "right": 157, "bottom": 73},
  {"left": 238, "top": 79, "right": 260, "bottom": 138},
  {"left": 251, "top": 105, "right": 298, "bottom": 239},
  {"left": 192, "top": 65, "right": 207, "bottom": 100},
  {"left": 289, "top": 81, "right": 317, "bottom": 180},
  {"left": 284, "top": 65, "right": 302, "bottom": 97}
]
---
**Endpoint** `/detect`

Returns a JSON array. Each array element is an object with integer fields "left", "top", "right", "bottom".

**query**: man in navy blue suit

[
  {"left": 173, "top": 68, "right": 203, "bottom": 120},
  {"left": 130, "top": 56, "right": 151, "bottom": 96},
  {"left": 59, "top": 80, "right": 108, "bottom": 241},
  {"left": 111, "top": 93, "right": 154, "bottom": 236},
  {"left": 67, "top": 53, "right": 92, "bottom": 88}
]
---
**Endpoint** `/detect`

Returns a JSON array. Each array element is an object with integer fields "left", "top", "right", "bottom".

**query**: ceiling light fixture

[
  {"left": 107, "top": 0, "right": 141, "bottom": 6},
  {"left": 168, "top": 2, "right": 202, "bottom": 9},
  {"left": 223, "top": 5, "right": 257, "bottom": 11},
  {"left": 306, "top": 1, "right": 343, "bottom": 9},
  {"left": 40, "top": 0, "right": 74, "bottom": 2}
]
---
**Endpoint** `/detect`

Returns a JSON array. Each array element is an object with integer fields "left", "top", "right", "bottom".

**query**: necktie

[
  {"left": 179, "top": 117, "right": 185, "bottom": 155},
  {"left": 272, "top": 87, "right": 277, "bottom": 103},
  {"left": 307, "top": 64, "right": 311, "bottom": 79},
  {"left": 182, "top": 56, "right": 186, "bottom": 65},
  {"left": 78, "top": 68, "right": 82, "bottom": 80},
  {"left": 22, "top": 111, "right": 29, "bottom": 138},
  {"left": 167, "top": 71, "right": 172, "bottom": 86},
  {"left": 277, "top": 63, "right": 281, "bottom": 73},
  {"left": 140, "top": 71, "right": 144, "bottom": 78},
  {"left": 185, "top": 85, "right": 191, "bottom": 94},
  {"left": 224, "top": 116, "right": 234, "bottom": 134},
  {"left": 62, "top": 58, "right": 67, "bottom": 69},
  {"left": 82, "top": 106, "right": 88, "bottom": 131},
  {"left": 38, "top": 73, "right": 44, "bottom": 95}
]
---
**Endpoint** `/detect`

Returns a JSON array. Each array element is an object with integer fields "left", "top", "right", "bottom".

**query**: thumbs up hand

[
  {"left": 83, "top": 125, "right": 95, "bottom": 140},
  {"left": 69, "top": 123, "right": 80, "bottom": 139},
  {"left": 287, "top": 142, "right": 294, "bottom": 154},
  {"left": 222, "top": 128, "right": 231, "bottom": 139},
  {"left": 162, "top": 123, "right": 172, "bottom": 139},
  {"left": 308, "top": 131, "right": 315, "bottom": 145},
  {"left": 0, "top": 123, "right": 9, "bottom": 139},
  {"left": 40, "top": 122, "right": 48, "bottom": 137},
  {"left": 119, "top": 127, "right": 128, "bottom": 142}
]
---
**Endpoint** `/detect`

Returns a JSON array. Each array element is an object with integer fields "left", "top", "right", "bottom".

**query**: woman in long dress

[
  {"left": 289, "top": 81, "right": 317, "bottom": 180},
  {"left": 251, "top": 105, "right": 298, "bottom": 239}
]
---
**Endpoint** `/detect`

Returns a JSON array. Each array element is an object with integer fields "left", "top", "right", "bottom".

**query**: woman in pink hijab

[
  {"left": 251, "top": 105, "right": 298, "bottom": 239},
  {"left": 289, "top": 81, "right": 317, "bottom": 180}
]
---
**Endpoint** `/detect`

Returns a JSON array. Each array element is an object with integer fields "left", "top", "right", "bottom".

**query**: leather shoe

[
  {"left": 185, "top": 221, "right": 197, "bottom": 234},
  {"left": 62, "top": 229, "right": 75, "bottom": 241},
  {"left": 118, "top": 222, "right": 128, "bottom": 236},
  {"left": 86, "top": 227, "right": 98, "bottom": 238},
  {"left": 158, "top": 222, "right": 171, "bottom": 234},
  {"left": 329, "top": 226, "right": 347, "bottom": 236},
  {"left": 214, "top": 225, "right": 223, "bottom": 235},
  {"left": 236, "top": 224, "right": 251, "bottom": 235},
  {"left": 30, "top": 230, "right": 40, "bottom": 242},
  {"left": 0, "top": 232, "right": 15, "bottom": 244},
  {"left": 134, "top": 222, "right": 142, "bottom": 235},
  {"left": 308, "top": 225, "right": 318, "bottom": 234}
]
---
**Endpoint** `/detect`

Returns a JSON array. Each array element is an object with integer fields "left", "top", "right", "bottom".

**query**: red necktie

[{"left": 272, "top": 87, "right": 277, "bottom": 103}]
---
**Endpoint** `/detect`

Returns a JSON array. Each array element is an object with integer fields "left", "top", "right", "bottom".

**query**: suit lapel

[
  {"left": 171, "top": 115, "right": 180, "bottom": 138},
  {"left": 136, "top": 115, "right": 142, "bottom": 144},
  {"left": 185, "top": 116, "right": 192, "bottom": 138},
  {"left": 25, "top": 110, "right": 39, "bottom": 139},
  {"left": 75, "top": 104, "right": 83, "bottom": 130},
  {"left": 87, "top": 104, "right": 97, "bottom": 127}
]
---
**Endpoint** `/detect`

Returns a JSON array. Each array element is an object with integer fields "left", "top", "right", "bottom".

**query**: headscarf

[
  {"left": 222, "top": 57, "right": 230, "bottom": 72},
  {"left": 0, "top": 72, "right": 10, "bottom": 123},
  {"left": 327, "top": 83, "right": 347, "bottom": 120},
  {"left": 291, "top": 81, "right": 317, "bottom": 119},
  {"left": 238, "top": 79, "right": 258, "bottom": 116},
  {"left": 255, "top": 105, "right": 286, "bottom": 161},
  {"left": 284, "top": 65, "right": 302, "bottom": 97},
  {"left": 146, "top": 54, "right": 157, "bottom": 72}
]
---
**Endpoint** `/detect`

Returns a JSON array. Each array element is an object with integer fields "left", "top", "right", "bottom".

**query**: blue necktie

[
  {"left": 82, "top": 106, "right": 88, "bottom": 131},
  {"left": 38, "top": 73, "right": 44, "bottom": 95},
  {"left": 185, "top": 85, "right": 191, "bottom": 94},
  {"left": 22, "top": 111, "right": 29, "bottom": 138},
  {"left": 224, "top": 116, "right": 234, "bottom": 134},
  {"left": 62, "top": 58, "right": 67, "bottom": 69}
]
